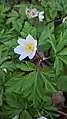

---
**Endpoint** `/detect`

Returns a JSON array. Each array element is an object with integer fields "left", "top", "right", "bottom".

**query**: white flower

[
  {"left": 26, "top": 8, "right": 44, "bottom": 22},
  {"left": 14, "top": 34, "right": 37, "bottom": 60},
  {"left": 37, "top": 116, "right": 47, "bottom": 119},
  {"left": 26, "top": 8, "right": 39, "bottom": 19},
  {"left": 38, "top": 11, "right": 44, "bottom": 22},
  {"left": 63, "top": 16, "right": 67, "bottom": 23}
]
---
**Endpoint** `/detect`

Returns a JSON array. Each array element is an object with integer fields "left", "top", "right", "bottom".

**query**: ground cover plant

[{"left": 0, "top": 0, "right": 67, "bottom": 119}]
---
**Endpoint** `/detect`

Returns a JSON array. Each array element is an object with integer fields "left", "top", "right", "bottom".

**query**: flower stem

[{"left": 36, "top": 50, "right": 52, "bottom": 61}]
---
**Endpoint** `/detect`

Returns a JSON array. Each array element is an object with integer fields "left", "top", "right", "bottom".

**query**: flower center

[{"left": 25, "top": 43, "right": 34, "bottom": 53}]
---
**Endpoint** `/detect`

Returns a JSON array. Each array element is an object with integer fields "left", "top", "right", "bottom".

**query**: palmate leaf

[
  {"left": 0, "top": 61, "right": 16, "bottom": 71},
  {"left": 5, "top": 93, "right": 25, "bottom": 109},
  {"left": 47, "top": 35, "right": 56, "bottom": 54},
  {"left": 41, "top": 0, "right": 57, "bottom": 21},
  {"left": 0, "top": 5, "right": 10, "bottom": 17},
  {"left": 3, "top": 93, "right": 26, "bottom": 118},
  {"left": 5, "top": 63, "right": 56, "bottom": 104},
  {"left": 6, "top": 8, "right": 26, "bottom": 32},
  {"left": 44, "top": 105, "right": 59, "bottom": 119},
  {"left": 48, "top": 30, "right": 67, "bottom": 75},
  {"left": 0, "top": 48, "right": 11, "bottom": 65},
  {"left": 56, "top": 0, "right": 67, "bottom": 14},
  {"left": 38, "top": 23, "right": 54, "bottom": 51},
  {"left": 54, "top": 75, "right": 67, "bottom": 91},
  {"left": 56, "top": 31, "right": 67, "bottom": 52},
  {"left": 20, "top": 110, "right": 32, "bottom": 119},
  {"left": 54, "top": 57, "right": 63, "bottom": 76}
]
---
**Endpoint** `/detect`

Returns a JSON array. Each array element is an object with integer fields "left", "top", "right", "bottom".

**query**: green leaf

[
  {"left": 5, "top": 75, "right": 25, "bottom": 93},
  {"left": 48, "top": 35, "right": 56, "bottom": 54},
  {"left": 0, "top": 87, "right": 3, "bottom": 106},
  {"left": 20, "top": 110, "right": 32, "bottom": 119},
  {"left": 5, "top": 68, "right": 56, "bottom": 104},
  {"left": 54, "top": 57, "right": 63, "bottom": 76},
  {"left": 4, "top": 39, "right": 17, "bottom": 48},
  {"left": 0, "top": 69, "right": 6, "bottom": 85},
  {"left": 38, "top": 23, "right": 54, "bottom": 51},
  {"left": 0, "top": 61, "right": 16, "bottom": 71},
  {"left": 58, "top": 56, "right": 67, "bottom": 65},
  {"left": 20, "top": 22, "right": 36, "bottom": 38},
  {"left": 58, "top": 48, "right": 67, "bottom": 55},
  {"left": 16, "top": 61, "right": 36, "bottom": 71},
  {"left": 41, "top": 0, "right": 57, "bottom": 20},
  {"left": 4, "top": 93, "right": 26, "bottom": 118},
  {"left": 55, "top": 75, "right": 67, "bottom": 91},
  {"left": 56, "top": 31, "right": 67, "bottom": 52}
]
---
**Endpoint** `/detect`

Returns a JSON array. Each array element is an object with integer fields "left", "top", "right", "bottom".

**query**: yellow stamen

[{"left": 25, "top": 43, "right": 34, "bottom": 53}]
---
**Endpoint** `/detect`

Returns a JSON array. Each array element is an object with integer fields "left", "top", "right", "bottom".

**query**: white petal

[
  {"left": 34, "top": 39, "right": 37, "bottom": 47},
  {"left": 63, "top": 16, "right": 67, "bottom": 23},
  {"left": 17, "top": 38, "right": 26, "bottom": 45},
  {"left": 39, "top": 11, "right": 44, "bottom": 22},
  {"left": 28, "top": 48, "right": 37, "bottom": 59},
  {"left": 19, "top": 52, "right": 27, "bottom": 60},
  {"left": 26, "top": 34, "right": 35, "bottom": 41},
  {"left": 39, "top": 11, "right": 44, "bottom": 15},
  {"left": 26, "top": 34, "right": 37, "bottom": 47},
  {"left": 14, "top": 45, "right": 24, "bottom": 54},
  {"left": 37, "top": 116, "right": 47, "bottom": 119}
]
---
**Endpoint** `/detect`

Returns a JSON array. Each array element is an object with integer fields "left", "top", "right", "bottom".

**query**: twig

[
  {"left": 58, "top": 110, "right": 67, "bottom": 117},
  {"left": 36, "top": 50, "right": 43, "bottom": 60},
  {"left": 36, "top": 50, "right": 51, "bottom": 61}
]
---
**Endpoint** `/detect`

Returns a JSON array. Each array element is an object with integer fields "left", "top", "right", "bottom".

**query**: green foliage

[
  {"left": 20, "top": 21, "right": 36, "bottom": 38},
  {"left": 38, "top": 23, "right": 54, "bottom": 50},
  {"left": 0, "top": 1, "right": 67, "bottom": 119}
]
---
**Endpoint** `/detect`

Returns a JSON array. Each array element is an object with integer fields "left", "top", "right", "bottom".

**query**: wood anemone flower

[
  {"left": 14, "top": 34, "right": 37, "bottom": 61},
  {"left": 26, "top": 8, "right": 39, "bottom": 19},
  {"left": 26, "top": 7, "right": 44, "bottom": 22}
]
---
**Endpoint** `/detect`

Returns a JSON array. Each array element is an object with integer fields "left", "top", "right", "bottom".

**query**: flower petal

[
  {"left": 39, "top": 11, "right": 44, "bottom": 15},
  {"left": 26, "top": 34, "right": 37, "bottom": 47},
  {"left": 39, "top": 11, "right": 44, "bottom": 21},
  {"left": 37, "top": 116, "right": 47, "bottom": 119},
  {"left": 19, "top": 52, "right": 27, "bottom": 60},
  {"left": 63, "top": 16, "right": 67, "bottom": 23},
  {"left": 17, "top": 38, "right": 26, "bottom": 45},
  {"left": 28, "top": 48, "right": 37, "bottom": 59},
  {"left": 26, "top": 34, "right": 35, "bottom": 41},
  {"left": 14, "top": 45, "right": 24, "bottom": 54}
]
